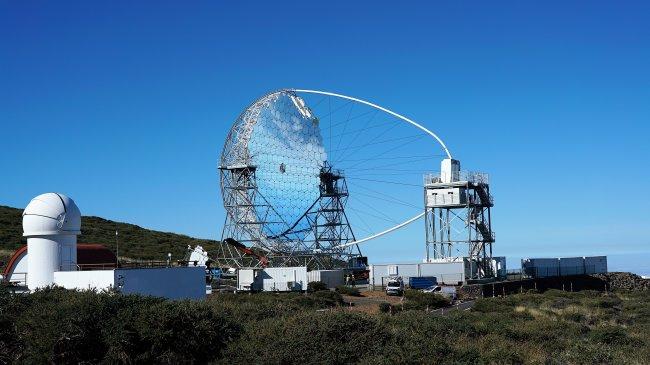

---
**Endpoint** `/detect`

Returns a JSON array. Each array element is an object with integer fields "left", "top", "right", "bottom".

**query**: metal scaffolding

[{"left": 424, "top": 171, "right": 495, "bottom": 280}]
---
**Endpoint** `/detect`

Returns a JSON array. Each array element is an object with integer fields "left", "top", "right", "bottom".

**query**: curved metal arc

[
  {"left": 331, "top": 212, "right": 425, "bottom": 249},
  {"left": 291, "top": 89, "right": 453, "bottom": 159}
]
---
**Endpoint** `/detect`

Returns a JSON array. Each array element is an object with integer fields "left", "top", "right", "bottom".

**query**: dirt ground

[{"left": 341, "top": 289, "right": 403, "bottom": 314}]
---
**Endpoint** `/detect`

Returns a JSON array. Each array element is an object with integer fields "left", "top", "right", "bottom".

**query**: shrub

[
  {"left": 595, "top": 296, "right": 622, "bottom": 309},
  {"left": 471, "top": 298, "right": 512, "bottom": 313},
  {"left": 402, "top": 289, "right": 450, "bottom": 310},
  {"left": 2, "top": 285, "right": 648, "bottom": 363},
  {"left": 222, "top": 311, "right": 389, "bottom": 364},
  {"left": 589, "top": 326, "right": 631, "bottom": 345},
  {"left": 8, "top": 288, "right": 237, "bottom": 364},
  {"left": 307, "top": 281, "right": 328, "bottom": 293},
  {"left": 336, "top": 285, "right": 361, "bottom": 296},
  {"left": 310, "top": 290, "right": 344, "bottom": 306}
]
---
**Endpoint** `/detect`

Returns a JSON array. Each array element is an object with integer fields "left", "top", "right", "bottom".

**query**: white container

[
  {"left": 307, "top": 269, "right": 345, "bottom": 289},
  {"left": 237, "top": 269, "right": 257, "bottom": 291},
  {"left": 440, "top": 158, "right": 461, "bottom": 183},
  {"left": 369, "top": 261, "right": 464, "bottom": 288},
  {"left": 559, "top": 257, "right": 585, "bottom": 276},
  {"left": 584, "top": 256, "right": 607, "bottom": 274},
  {"left": 261, "top": 267, "right": 307, "bottom": 292},
  {"left": 426, "top": 187, "right": 467, "bottom": 207},
  {"left": 420, "top": 261, "right": 465, "bottom": 284}
]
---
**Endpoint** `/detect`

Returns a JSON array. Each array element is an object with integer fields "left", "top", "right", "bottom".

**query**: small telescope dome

[{"left": 22, "top": 193, "right": 81, "bottom": 237}]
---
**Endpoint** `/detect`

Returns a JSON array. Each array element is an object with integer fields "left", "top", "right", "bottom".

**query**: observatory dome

[{"left": 22, "top": 193, "right": 81, "bottom": 236}]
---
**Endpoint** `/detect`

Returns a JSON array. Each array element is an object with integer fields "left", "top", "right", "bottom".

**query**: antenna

[{"left": 115, "top": 229, "right": 119, "bottom": 266}]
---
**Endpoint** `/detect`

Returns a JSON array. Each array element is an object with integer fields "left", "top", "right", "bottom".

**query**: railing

[
  {"left": 424, "top": 171, "right": 490, "bottom": 185},
  {"left": 77, "top": 263, "right": 118, "bottom": 271},
  {"left": 118, "top": 260, "right": 171, "bottom": 269},
  {"left": 1, "top": 272, "right": 27, "bottom": 285}
]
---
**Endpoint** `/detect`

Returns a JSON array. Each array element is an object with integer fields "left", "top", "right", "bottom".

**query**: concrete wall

[
  {"left": 53, "top": 267, "right": 205, "bottom": 300},
  {"left": 53, "top": 270, "right": 115, "bottom": 291}
]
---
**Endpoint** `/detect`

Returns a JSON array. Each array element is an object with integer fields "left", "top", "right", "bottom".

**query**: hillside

[{"left": 0, "top": 205, "right": 222, "bottom": 264}]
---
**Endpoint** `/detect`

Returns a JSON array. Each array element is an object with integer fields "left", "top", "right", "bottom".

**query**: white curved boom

[
  {"left": 333, "top": 212, "right": 425, "bottom": 249},
  {"left": 292, "top": 89, "right": 451, "bottom": 249},
  {"left": 292, "top": 89, "right": 453, "bottom": 159}
]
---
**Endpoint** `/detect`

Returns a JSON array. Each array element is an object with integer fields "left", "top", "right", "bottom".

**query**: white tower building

[{"left": 23, "top": 193, "right": 81, "bottom": 290}]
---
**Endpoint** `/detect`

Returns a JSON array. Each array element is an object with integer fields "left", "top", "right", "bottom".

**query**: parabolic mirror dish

[
  {"left": 220, "top": 88, "right": 451, "bottom": 266},
  {"left": 220, "top": 91, "right": 327, "bottom": 244}
]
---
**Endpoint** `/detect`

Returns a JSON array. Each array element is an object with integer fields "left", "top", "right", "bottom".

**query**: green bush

[
  {"left": 336, "top": 285, "right": 361, "bottom": 296},
  {"left": 4, "top": 287, "right": 236, "bottom": 364},
  {"left": 588, "top": 326, "right": 631, "bottom": 345},
  {"left": 310, "top": 290, "right": 344, "bottom": 306},
  {"left": 471, "top": 297, "right": 513, "bottom": 313},
  {"left": 307, "top": 281, "right": 328, "bottom": 293},
  {"left": 222, "top": 311, "right": 389, "bottom": 364},
  {"left": 402, "top": 289, "right": 450, "bottom": 310},
  {"left": 1, "top": 286, "right": 649, "bottom": 364}
]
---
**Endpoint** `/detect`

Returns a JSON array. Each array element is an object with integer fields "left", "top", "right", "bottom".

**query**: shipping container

[
  {"left": 237, "top": 267, "right": 308, "bottom": 292},
  {"left": 408, "top": 276, "right": 438, "bottom": 289},
  {"left": 307, "top": 269, "right": 345, "bottom": 289},
  {"left": 584, "top": 256, "right": 607, "bottom": 274},
  {"left": 522, "top": 258, "right": 559, "bottom": 278},
  {"left": 559, "top": 257, "right": 585, "bottom": 275},
  {"left": 260, "top": 267, "right": 307, "bottom": 292}
]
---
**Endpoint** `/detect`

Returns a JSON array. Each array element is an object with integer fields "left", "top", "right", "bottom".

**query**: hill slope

[{"left": 0, "top": 205, "right": 222, "bottom": 263}]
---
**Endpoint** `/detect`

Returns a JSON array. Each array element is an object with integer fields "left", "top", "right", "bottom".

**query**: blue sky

[{"left": 1, "top": 2, "right": 648, "bottom": 273}]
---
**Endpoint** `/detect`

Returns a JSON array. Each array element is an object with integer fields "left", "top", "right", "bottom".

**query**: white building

[{"left": 12, "top": 193, "right": 206, "bottom": 300}]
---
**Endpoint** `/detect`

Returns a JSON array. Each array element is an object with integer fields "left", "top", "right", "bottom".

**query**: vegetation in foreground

[{"left": 1, "top": 287, "right": 648, "bottom": 364}]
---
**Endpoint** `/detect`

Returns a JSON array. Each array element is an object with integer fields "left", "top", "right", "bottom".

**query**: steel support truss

[
  {"left": 424, "top": 179, "right": 495, "bottom": 280},
  {"left": 216, "top": 162, "right": 361, "bottom": 269}
]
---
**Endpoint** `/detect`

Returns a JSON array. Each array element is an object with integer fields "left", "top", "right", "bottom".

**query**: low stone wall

[
  {"left": 591, "top": 272, "right": 649, "bottom": 291},
  {"left": 461, "top": 275, "right": 609, "bottom": 298}
]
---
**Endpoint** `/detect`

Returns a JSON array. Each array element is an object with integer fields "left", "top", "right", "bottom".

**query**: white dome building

[
  {"left": 15, "top": 192, "right": 206, "bottom": 299},
  {"left": 23, "top": 193, "right": 81, "bottom": 290}
]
